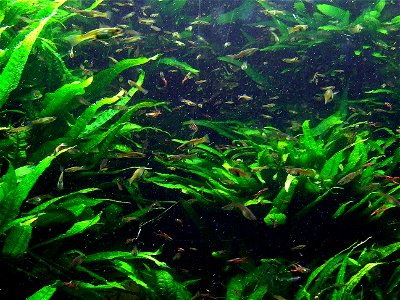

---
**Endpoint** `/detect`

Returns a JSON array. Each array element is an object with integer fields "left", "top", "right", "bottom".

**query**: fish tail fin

[
  {"left": 142, "top": 88, "right": 149, "bottom": 95},
  {"left": 203, "top": 134, "right": 210, "bottom": 143},
  {"left": 105, "top": 11, "right": 112, "bottom": 20},
  {"left": 68, "top": 35, "right": 84, "bottom": 47}
]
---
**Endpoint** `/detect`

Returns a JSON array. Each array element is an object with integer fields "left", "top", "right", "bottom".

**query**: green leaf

[
  {"left": 84, "top": 249, "right": 168, "bottom": 267},
  {"left": 318, "top": 25, "right": 344, "bottom": 31},
  {"left": 316, "top": 4, "right": 349, "bottom": 20},
  {"left": 226, "top": 274, "right": 244, "bottom": 299},
  {"left": 85, "top": 55, "right": 159, "bottom": 98},
  {"left": 26, "top": 282, "right": 58, "bottom": 300},
  {"left": 0, "top": 153, "right": 62, "bottom": 230},
  {"left": 342, "top": 263, "right": 383, "bottom": 298},
  {"left": 2, "top": 223, "right": 32, "bottom": 257},
  {"left": 113, "top": 260, "right": 148, "bottom": 288},
  {"left": 67, "top": 90, "right": 124, "bottom": 139},
  {"left": 375, "top": 0, "right": 386, "bottom": 13},
  {"left": 217, "top": 0, "right": 255, "bottom": 24},
  {"left": 39, "top": 77, "right": 93, "bottom": 117},
  {"left": 312, "top": 114, "right": 343, "bottom": 137},
  {"left": 33, "top": 212, "right": 102, "bottom": 247},
  {"left": 0, "top": 1, "right": 66, "bottom": 108},
  {"left": 320, "top": 151, "right": 345, "bottom": 179},
  {"left": 158, "top": 57, "right": 199, "bottom": 75},
  {"left": 155, "top": 270, "right": 192, "bottom": 300}
]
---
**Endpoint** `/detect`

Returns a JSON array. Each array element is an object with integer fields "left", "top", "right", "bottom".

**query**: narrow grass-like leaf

[
  {"left": 26, "top": 282, "right": 58, "bottom": 300},
  {"left": 33, "top": 212, "right": 102, "bottom": 248},
  {"left": 85, "top": 55, "right": 159, "bottom": 98},
  {"left": 158, "top": 57, "right": 199, "bottom": 75}
]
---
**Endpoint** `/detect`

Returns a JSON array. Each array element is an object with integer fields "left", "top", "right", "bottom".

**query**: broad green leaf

[
  {"left": 2, "top": 223, "right": 32, "bottom": 257},
  {"left": 26, "top": 282, "right": 58, "bottom": 300},
  {"left": 113, "top": 260, "right": 148, "bottom": 288},
  {"left": 158, "top": 57, "right": 199, "bottom": 75},
  {"left": 0, "top": 1, "right": 66, "bottom": 108},
  {"left": 217, "top": 0, "right": 255, "bottom": 24},
  {"left": 39, "top": 77, "right": 93, "bottom": 117},
  {"left": 312, "top": 114, "right": 343, "bottom": 136},
  {"left": 320, "top": 151, "right": 345, "bottom": 179},
  {"left": 155, "top": 270, "right": 192, "bottom": 300},
  {"left": 316, "top": 4, "right": 348, "bottom": 20},
  {"left": 0, "top": 152, "right": 63, "bottom": 230}
]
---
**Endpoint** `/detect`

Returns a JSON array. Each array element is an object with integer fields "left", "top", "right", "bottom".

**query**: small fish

[
  {"left": 145, "top": 110, "right": 162, "bottom": 118},
  {"left": 222, "top": 202, "right": 257, "bottom": 220},
  {"left": 285, "top": 167, "right": 316, "bottom": 177},
  {"left": 159, "top": 72, "right": 168, "bottom": 88},
  {"left": 229, "top": 167, "right": 251, "bottom": 179},
  {"left": 7, "top": 126, "right": 31, "bottom": 134},
  {"left": 348, "top": 24, "right": 363, "bottom": 34},
  {"left": 228, "top": 48, "right": 258, "bottom": 59},
  {"left": 64, "top": 6, "right": 112, "bottom": 19},
  {"left": 227, "top": 257, "right": 248, "bottom": 264},
  {"left": 31, "top": 117, "right": 57, "bottom": 125},
  {"left": 128, "top": 79, "right": 148, "bottom": 94},
  {"left": 291, "top": 245, "right": 306, "bottom": 251},
  {"left": 261, "top": 9, "right": 285, "bottom": 16},
  {"left": 155, "top": 230, "right": 173, "bottom": 241},
  {"left": 64, "top": 166, "right": 87, "bottom": 173},
  {"left": 138, "top": 17, "right": 156, "bottom": 25},
  {"left": 68, "top": 27, "right": 123, "bottom": 46},
  {"left": 189, "top": 119, "right": 198, "bottom": 133},
  {"left": 253, "top": 187, "right": 268, "bottom": 199},
  {"left": 57, "top": 167, "right": 64, "bottom": 190},
  {"left": 115, "top": 151, "right": 146, "bottom": 158},
  {"left": 237, "top": 94, "right": 253, "bottom": 101},
  {"left": 290, "top": 263, "right": 310, "bottom": 273},
  {"left": 181, "top": 99, "right": 202, "bottom": 108},
  {"left": 282, "top": 57, "right": 300, "bottom": 63},
  {"left": 337, "top": 169, "right": 363, "bottom": 185},
  {"left": 323, "top": 88, "right": 336, "bottom": 104},
  {"left": 378, "top": 192, "right": 400, "bottom": 206},
  {"left": 177, "top": 135, "right": 209, "bottom": 150},
  {"left": 288, "top": 25, "right": 308, "bottom": 34},
  {"left": 128, "top": 167, "right": 147, "bottom": 185},
  {"left": 68, "top": 255, "right": 85, "bottom": 269}
]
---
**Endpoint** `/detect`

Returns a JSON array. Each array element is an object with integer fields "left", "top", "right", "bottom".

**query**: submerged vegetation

[{"left": 0, "top": 0, "right": 399, "bottom": 299}]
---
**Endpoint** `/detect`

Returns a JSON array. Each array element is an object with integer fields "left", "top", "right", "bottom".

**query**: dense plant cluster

[{"left": 0, "top": 0, "right": 399, "bottom": 299}]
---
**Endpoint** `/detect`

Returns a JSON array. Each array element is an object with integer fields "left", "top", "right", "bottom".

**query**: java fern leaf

[
  {"left": 2, "top": 222, "right": 32, "bottom": 257},
  {"left": 85, "top": 55, "right": 159, "bottom": 99},
  {"left": 40, "top": 76, "right": 93, "bottom": 117},
  {"left": 0, "top": 150, "right": 67, "bottom": 231},
  {"left": 155, "top": 270, "right": 192, "bottom": 300},
  {"left": 0, "top": 1, "right": 66, "bottom": 109}
]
